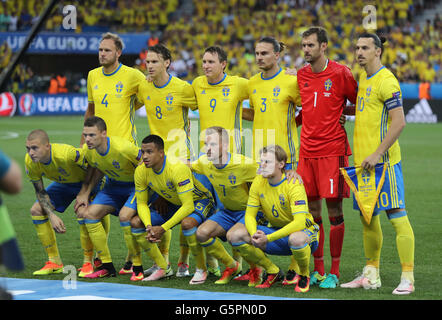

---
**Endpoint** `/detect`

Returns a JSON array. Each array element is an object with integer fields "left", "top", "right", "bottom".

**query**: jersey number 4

[{"left": 101, "top": 94, "right": 109, "bottom": 108}]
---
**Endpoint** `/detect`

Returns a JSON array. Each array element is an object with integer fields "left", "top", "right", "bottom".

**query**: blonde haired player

[
  {"left": 83, "top": 32, "right": 146, "bottom": 145},
  {"left": 227, "top": 145, "right": 319, "bottom": 293},
  {"left": 25, "top": 129, "right": 98, "bottom": 277},
  {"left": 82, "top": 32, "right": 146, "bottom": 274}
]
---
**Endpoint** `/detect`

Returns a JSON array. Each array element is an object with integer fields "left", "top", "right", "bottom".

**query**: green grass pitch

[{"left": 1, "top": 115, "right": 441, "bottom": 300}]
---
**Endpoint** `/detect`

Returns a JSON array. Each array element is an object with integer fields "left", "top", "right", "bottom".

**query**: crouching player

[
  {"left": 227, "top": 145, "right": 319, "bottom": 292},
  {"left": 25, "top": 129, "right": 100, "bottom": 276},
  {"left": 131, "top": 134, "right": 216, "bottom": 284}
]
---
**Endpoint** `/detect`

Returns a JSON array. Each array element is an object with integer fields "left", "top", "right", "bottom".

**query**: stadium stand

[{"left": 0, "top": 0, "right": 440, "bottom": 94}]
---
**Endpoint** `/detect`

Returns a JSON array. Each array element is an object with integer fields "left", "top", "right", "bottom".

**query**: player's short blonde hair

[
  {"left": 100, "top": 32, "right": 124, "bottom": 51},
  {"left": 259, "top": 144, "right": 287, "bottom": 164},
  {"left": 205, "top": 126, "right": 229, "bottom": 146},
  {"left": 27, "top": 129, "right": 49, "bottom": 144}
]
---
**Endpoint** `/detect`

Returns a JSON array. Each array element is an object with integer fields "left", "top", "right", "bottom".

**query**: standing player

[
  {"left": 24, "top": 130, "right": 98, "bottom": 277},
  {"left": 82, "top": 32, "right": 146, "bottom": 274},
  {"left": 340, "top": 33, "right": 415, "bottom": 295},
  {"left": 246, "top": 37, "right": 301, "bottom": 172},
  {"left": 296, "top": 27, "right": 358, "bottom": 288},
  {"left": 75, "top": 117, "right": 143, "bottom": 279},
  {"left": 138, "top": 44, "right": 197, "bottom": 162},
  {"left": 193, "top": 126, "right": 263, "bottom": 285},
  {"left": 227, "top": 145, "right": 319, "bottom": 293},
  {"left": 131, "top": 135, "right": 215, "bottom": 284},
  {"left": 245, "top": 37, "right": 303, "bottom": 284},
  {"left": 82, "top": 32, "right": 146, "bottom": 145},
  {"left": 191, "top": 46, "right": 251, "bottom": 276},
  {"left": 192, "top": 46, "right": 249, "bottom": 155},
  {"left": 137, "top": 44, "right": 199, "bottom": 276}
]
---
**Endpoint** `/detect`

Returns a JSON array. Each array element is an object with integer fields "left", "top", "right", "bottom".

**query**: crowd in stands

[
  {"left": 156, "top": 0, "right": 441, "bottom": 83},
  {"left": 0, "top": 0, "right": 440, "bottom": 94}
]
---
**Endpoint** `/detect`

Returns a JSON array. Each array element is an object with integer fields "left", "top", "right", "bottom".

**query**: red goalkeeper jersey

[{"left": 297, "top": 60, "right": 357, "bottom": 158}]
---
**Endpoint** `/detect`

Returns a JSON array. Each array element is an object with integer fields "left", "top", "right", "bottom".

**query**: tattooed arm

[{"left": 32, "top": 179, "right": 66, "bottom": 233}]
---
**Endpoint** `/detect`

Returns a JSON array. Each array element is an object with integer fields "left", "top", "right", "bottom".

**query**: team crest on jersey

[
  {"left": 361, "top": 170, "right": 370, "bottom": 184},
  {"left": 58, "top": 167, "right": 68, "bottom": 176},
  {"left": 166, "top": 180, "right": 175, "bottom": 190},
  {"left": 112, "top": 160, "right": 120, "bottom": 169},
  {"left": 366, "top": 86, "right": 372, "bottom": 97},
  {"left": 228, "top": 173, "right": 236, "bottom": 185},
  {"left": 324, "top": 79, "right": 332, "bottom": 91},
  {"left": 166, "top": 94, "right": 173, "bottom": 105},
  {"left": 273, "top": 86, "right": 281, "bottom": 97},
  {"left": 116, "top": 81, "right": 123, "bottom": 93},
  {"left": 279, "top": 194, "right": 285, "bottom": 206},
  {"left": 222, "top": 86, "right": 230, "bottom": 97}
]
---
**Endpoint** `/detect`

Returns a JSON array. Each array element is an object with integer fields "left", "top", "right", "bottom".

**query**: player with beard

[
  {"left": 296, "top": 27, "right": 358, "bottom": 288},
  {"left": 81, "top": 32, "right": 146, "bottom": 276},
  {"left": 82, "top": 32, "right": 146, "bottom": 146}
]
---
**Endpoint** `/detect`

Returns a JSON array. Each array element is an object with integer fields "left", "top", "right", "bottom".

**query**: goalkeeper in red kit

[{"left": 295, "top": 27, "right": 358, "bottom": 288}]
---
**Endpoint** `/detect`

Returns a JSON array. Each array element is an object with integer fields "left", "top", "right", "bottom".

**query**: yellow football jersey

[
  {"left": 192, "top": 74, "right": 249, "bottom": 154},
  {"left": 191, "top": 153, "right": 258, "bottom": 211},
  {"left": 354, "top": 66, "right": 402, "bottom": 166},
  {"left": 134, "top": 156, "right": 213, "bottom": 230},
  {"left": 82, "top": 136, "right": 141, "bottom": 182},
  {"left": 245, "top": 174, "right": 314, "bottom": 242},
  {"left": 25, "top": 143, "right": 86, "bottom": 183},
  {"left": 247, "top": 68, "right": 301, "bottom": 166},
  {"left": 138, "top": 75, "right": 197, "bottom": 161},
  {"left": 87, "top": 63, "right": 146, "bottom": 144}
]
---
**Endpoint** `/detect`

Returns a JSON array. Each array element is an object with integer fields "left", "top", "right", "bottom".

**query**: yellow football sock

[
  {"left": 132, "top": 228, "right": 167, "bottom": 270},
  {"left": 201, "top": 237, "right": 235, "bottom": 268},
  {"left": 234, "top": 243, "right": 279, "bottom": 274},
  {"left": 32, "top": 215, "right": 62, "bottom": 265},
  {"left": 121, "top": 222, "right": 141, "bottom": 266},
  {"left": 388, "top": 211, "right": 415, "bottom": 281},
  {"left": 288, "top": 255, "right": 300, "bottom": 274},
  {"left": 101, "top": 214, "right": 111, "bottom": 236},
  {"left": 159, "top": 229, "right": 171, "bottom": 264},
  {"left": 85, "top": 219, "right": 112, "bottom": 263},
  {"left": 77, "top": 218, "right": 93, "bottom": 264},
  {"left": 290, "top": 243, "right": 311, "bottom": 277},
  {"left": 361, "top": 213, "right": 382, "bottom": 268},
  {"left": 232, "top": 247, "right": 243, "bottom": 268},
  {"left": 183, "top": 227, "right": 206, "bottom": 270},
  {"left": 93, "top": 215, "right": 111, "bottom": 261},
  {"left": 178, "top": 227, "right": 190, "bottom": 265},
  {"left": 206, "top": 252, "right": 219, "bottom": 269}
]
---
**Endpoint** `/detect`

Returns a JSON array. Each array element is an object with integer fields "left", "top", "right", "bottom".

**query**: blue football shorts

[
  {"left": 353, "top": 161, "right": 406, "bottom": 215},
  {"left": 43, "top": 181, "right": 84, "bottom": 213},
  {"left": 257, "top": 223, "right": 319, "bottom": 256},
  {"left": 149, "top": 198, "right": 215, "bottom": 227},
  {"left": 91, "top": 179, "right": 136, "bottom": 215}
]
